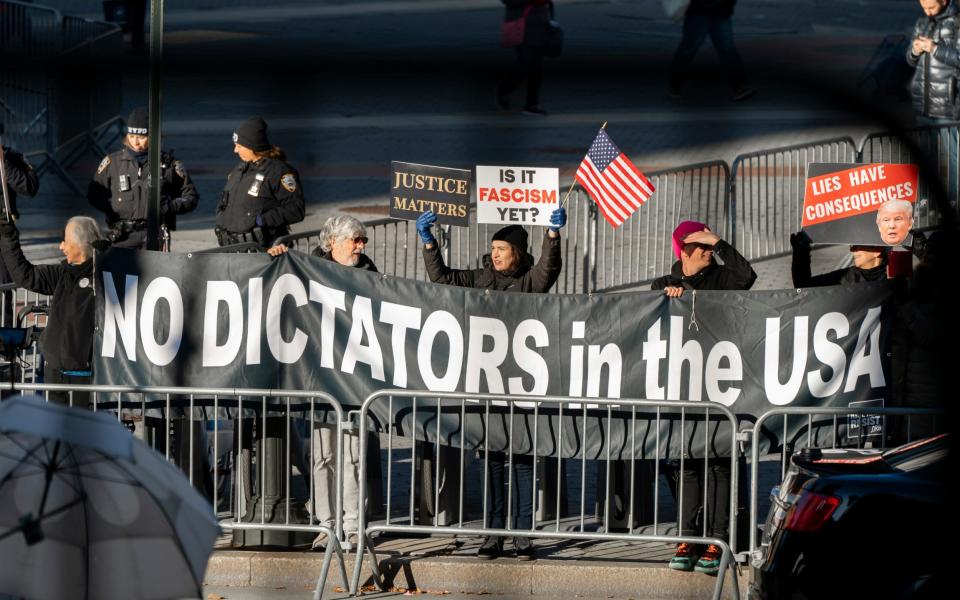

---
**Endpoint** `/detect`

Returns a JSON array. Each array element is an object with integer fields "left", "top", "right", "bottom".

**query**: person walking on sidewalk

[
  {"left": 668, "top": 0, "right": 756, "bottom": 101},
  {"left": 415, "top": 208, "right": 566, "bottom": 560},
  {"left": 496, "top": 0, "right": 557, "bottom": 116},
  {"left": 651, "top": 220, "right": 756, "bottom": 576}
]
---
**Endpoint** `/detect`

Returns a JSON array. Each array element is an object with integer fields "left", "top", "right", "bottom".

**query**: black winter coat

[
  {"left": 0, "top": 223, "right": 95, "bottom": 373},
  {"left": 650, "top": 240, "right": 756, "bottom": 291},
  {"left": 792, "top": 247, "right": 888, "bottom": 287},
  {"left": 687, "top": 0, "right": 736, "bottom": 18},
  {"left": 1, "top": 147, "right": 39, "bottom": 219},
  {"left": 216, "top": 157, "right": 305, "bottom": 240},
  {"left": 503, "top": 0, "right": 553, "bottom": 48},
  {"left": 423, "top": 234, "right": 561, "bottom": 293},
  {"left": 907, "top": 1, "right": 960, "bottom": 119},
  {"left": 312, "top": 248, "right": 379, "bottom": 272}
]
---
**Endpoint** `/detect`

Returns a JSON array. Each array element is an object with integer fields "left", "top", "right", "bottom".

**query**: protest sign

[
  {"left": 801, "top": 163, "right": 919, "bottom": 246},
  {"left": 95, "top": 248, "right": 894, "bottom": 459},
  {"left": 390, "top": 161, "right": 471, "bottom": 226},
  {"left": 476, "top": 165, "right": 559, "bottom": 227}
]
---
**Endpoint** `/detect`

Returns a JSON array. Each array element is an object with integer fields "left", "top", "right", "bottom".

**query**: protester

[
  {"left": 667, "top": 0, "right": 756, "bottom": 101},
  {"left": 496, "top": 0, "right": 556, "bottom": 116},
  {"left": 216, "top": 117, "right": 305, "bottom": 249},
  {"left": 908, "top": 0, "right": 960, "bottom": 201},
  {"left": 790, "top": 231, "right": 889, "bottom": 287},
  {"left": 416, "top": 207, "right": 566, "bottom": 559},
  {"left": 876, "top": 199, "right": 915, "bottom": 247},
  {"left": 651, "top": 220, "right": 756, "bottom": 575},
  {"left": 0, "top": 142, "right": 39, "bottom": 285},
  {"left": 88, "top": 107, "right": 199, "bottom": 250},
  {"left": 269, "top": 216, "right": 374, "bottom": 547},
  {"left": 0, "top": 216, "right": 103, "bottom": 407}
]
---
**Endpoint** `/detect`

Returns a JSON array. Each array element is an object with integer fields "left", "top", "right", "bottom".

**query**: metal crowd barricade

[
  {"left": 730, "top": 137, "right": 858, "bottom": 262},
  {"left": 9, "top": 383, "right": 353, "bottom": 600},
  {"left": 593, "top": 161, "right": 730, "bottom": 292},
  {"left": 350, "top": 390, "right": 742, "bottom": 600},
  {"left": 746, "top": 405, "right": 946, "bottom": 557},
  {"left": 858, "top": 122, "right": 960, "bottom": 228},
  {"left": 0, "top": 283, "right": 51, "bottom": 385}
]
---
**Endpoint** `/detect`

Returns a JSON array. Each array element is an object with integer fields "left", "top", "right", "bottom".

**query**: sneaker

[
  {"left": 477, "top": 535, "right": 502, "bottom": 559},
  {"left": 668, "top": 542, "right": 698, "bottom": 571},
  {"left": 310, "top": 532, "right": 328, "bottom": 551},
  {"left": 522, "top": 105, "right": 548, "bottom": 116},
  {"left": 514, "top": 536, "right": 536, "bottom": 561},
  {"left": 694, "top": 544, "right": 722, "bottom": 575},
  {"left": 733, "top": 86, "right": 757, "bottom": 102}
]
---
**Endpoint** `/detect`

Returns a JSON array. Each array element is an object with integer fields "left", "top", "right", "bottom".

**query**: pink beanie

[{"left": 671, "top": 220, "right": 708, "bottom": 258}]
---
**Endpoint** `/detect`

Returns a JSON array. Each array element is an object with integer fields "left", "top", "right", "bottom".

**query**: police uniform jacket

[
  {"left": 423, "top": 234, "right": 561, "bottom": 292},
  {"left": 650, "top": 240, "right": 756, "bottom": 291},
  {"left": 216, "top": 157, "right": 305, "bottom": 242},
  {"left": 0, "top": 222, "right": 94, "bottom": 374},
  {"left": 88, "top": 147, "right": 199, "bottom": 230},
  {"left": 907, "top": 1, "right": 960, "bottom": 119},
  {"left": 1, "top": 148, "right": 40, "bottom": 219}
]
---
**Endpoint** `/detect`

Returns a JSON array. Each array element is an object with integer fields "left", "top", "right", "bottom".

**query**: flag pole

[{"left": 562, "top": 122, "right": 608, "bottom": 209}]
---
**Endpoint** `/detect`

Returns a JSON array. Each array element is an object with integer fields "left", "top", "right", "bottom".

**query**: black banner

[
  {"left": 389, "top": 161, "right": 471, "bottom": 226},
  {"left": 94, "top": 248, "right": 894, "bottom": 458}
]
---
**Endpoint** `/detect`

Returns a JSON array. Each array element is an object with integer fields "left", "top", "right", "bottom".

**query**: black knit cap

[
  {"left": 233, "top": 117, "right": 271, "bottom": 152},
  {"left": 126, "top": 107, "right": 149, "bottom": 135},
  {"left": 491, "top": 224, "right": 528, "bottom": 253}
]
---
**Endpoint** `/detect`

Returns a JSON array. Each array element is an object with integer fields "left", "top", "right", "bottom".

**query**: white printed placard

[{"left": 476, "top": 165, "right": 559, "bottom": 227}]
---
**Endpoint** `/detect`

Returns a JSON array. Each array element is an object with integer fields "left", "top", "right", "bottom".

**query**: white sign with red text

[{"left": 476, "top": 165, "right": 559, "bottom": 227}]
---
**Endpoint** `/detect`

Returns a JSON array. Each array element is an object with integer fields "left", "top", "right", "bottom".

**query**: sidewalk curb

[{"left": 205, "top": 550, "right": 747, "bottom": 599}]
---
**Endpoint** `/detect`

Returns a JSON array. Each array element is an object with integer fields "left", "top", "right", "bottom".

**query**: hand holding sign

[{"left": 416, "top": 211, "right": 437, "bottom": 245}]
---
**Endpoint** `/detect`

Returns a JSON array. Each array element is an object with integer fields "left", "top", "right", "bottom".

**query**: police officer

[
  {"left": 0, "top": 142, "right": 39, "bottom": 284},
  {"left": 215, "top": 117, "right": 305, "bottom": 248},
  {"left": 87, "top": 107, "right": 199, "bottom": 250}
]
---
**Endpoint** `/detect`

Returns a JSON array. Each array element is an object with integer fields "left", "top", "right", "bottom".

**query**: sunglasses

[{"left": 352, "top": 236, "right": 368, "bottom": 244}]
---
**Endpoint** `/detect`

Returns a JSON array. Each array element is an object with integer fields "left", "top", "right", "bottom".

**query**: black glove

[
  {"left": 0, "top": 218, "right": 17, "bottom": 240},
  {"left": 909, "top": 229, "right": 926, "bottom": 258},
  {"left": 790, "top": 230, "right": 812, "bottom": 252}
]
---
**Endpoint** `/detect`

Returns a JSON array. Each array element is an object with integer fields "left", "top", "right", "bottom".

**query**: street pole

[{"left": 147, "top": 0, "right": 164, "bottom": 251}]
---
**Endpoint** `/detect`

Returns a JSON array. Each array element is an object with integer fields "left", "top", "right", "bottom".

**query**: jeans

[
  {"left": 669, "top": 14, "right": 745, "bottom": 90},
  {"left": 670, "top": 458, "right": 731, "bottom": 539},
  {"left": 484, "top": 451, "right": 534, "bottom": 530}
]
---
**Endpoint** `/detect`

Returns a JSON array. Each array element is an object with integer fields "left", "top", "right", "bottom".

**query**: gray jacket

[{"left": 907, "top": 1, "right": 960, "bottom": 119}]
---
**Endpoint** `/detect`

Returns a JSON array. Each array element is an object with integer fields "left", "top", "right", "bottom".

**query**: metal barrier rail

[
  {"left": 351, "top": 390, "right": 742, "bottom": 600},
  {"left": 858, "top": 122, "right": 960, "bottom": 228},
  {"left": 0, "top": 282, "right": 51, "bottom": 384},
  {"left": 730, "top": 137, "right": 859, "bottom": 262},
  {"left": 10, "top": 383, "right": 352, "bottom": 600},
  {"left": 746, "top": 405, "right": 946, "bottom": 556},
  {"left": 594, "top": 161, "right": 730, "bottom": 292}
]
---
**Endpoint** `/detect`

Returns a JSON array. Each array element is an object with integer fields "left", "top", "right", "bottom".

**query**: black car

[{"left": 749, "top": 434, "right": 949, "bottom": 600}]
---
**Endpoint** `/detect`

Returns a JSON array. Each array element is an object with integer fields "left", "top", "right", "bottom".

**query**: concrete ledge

[{"left": 205, "top": 550, "right": 747, "bottom": 599}]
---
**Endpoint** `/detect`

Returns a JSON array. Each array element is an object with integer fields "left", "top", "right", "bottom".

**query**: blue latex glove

[
  {"left": 416, "top": 211, "right": 437, "bottom": 244},
  {"left": 255, "top": 213, "right": 265, "bottom": 228},
  {"left": 548, "top": 207, "right": 567, "bottom": 232}
]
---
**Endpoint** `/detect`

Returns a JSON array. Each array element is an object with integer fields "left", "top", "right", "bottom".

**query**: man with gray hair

[
  {"left": 876, "top": 199, "right": 915, "bottom": 246},
  {"left": 267, "top": 214, "right": 376, "bottom": 547},
  {"left": 0, "top": 216, "right": 104, "bottom": 406}
]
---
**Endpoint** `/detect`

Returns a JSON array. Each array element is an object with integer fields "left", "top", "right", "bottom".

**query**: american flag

[{"left": 575, "top": 128, "right": 655, "bottom": 228}]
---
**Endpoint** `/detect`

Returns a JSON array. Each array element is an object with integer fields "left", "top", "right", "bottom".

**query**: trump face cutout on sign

[{"left": 876, "top": 199, "right": 914, "bottom": 247}]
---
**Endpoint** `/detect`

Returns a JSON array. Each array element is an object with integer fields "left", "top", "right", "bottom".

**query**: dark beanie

[
  {"left": 233, "top": 117, "right": 271, "bottom": 152},
  {"left": 126, "top": 107, "right": 149, "bottom": 135},
  {"left": 491, "top": 224, "right": 528, "bottom": 253}
]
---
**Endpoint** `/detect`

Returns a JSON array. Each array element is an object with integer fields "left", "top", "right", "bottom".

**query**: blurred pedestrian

[
  {"left": 496, "top": 0, "right": 557, "bottom": 116},
  {"left": 908, "top": 0, "right": 960, "bottom": 202},
  {"left": 88, "top": 107, "right": 199, "bottom": 250},
  {"left": 0, "top": 216, "right": 103, "bottom": 407},
  {"left": 0, "top": 142, "right": 39, "bottom": 285},
  {"left": 651, "top": 220, "right": 755, "bottom": 575},
  {"left": 216, "top": 117, "right": 305, "bottom": 249},
  {"left": 416, "top": 207, "right": 566, "bottom": 560},
  {"left": 668, "top": 0, "right": 756, "bottom": 101}
]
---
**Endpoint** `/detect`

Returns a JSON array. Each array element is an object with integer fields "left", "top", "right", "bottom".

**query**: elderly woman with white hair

[
  {"left": 268, "top": 215, "right": 377, "bottom": 547},
  {"left": 0, "top": 216, "right": 104, "bottom": 406}
]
